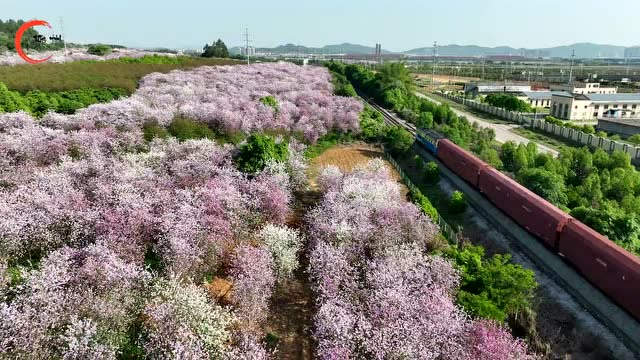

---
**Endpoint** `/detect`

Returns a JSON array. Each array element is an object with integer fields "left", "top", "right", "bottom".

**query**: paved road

[{"left": 416, "top": 92, "right": 559, "bottom": 156}]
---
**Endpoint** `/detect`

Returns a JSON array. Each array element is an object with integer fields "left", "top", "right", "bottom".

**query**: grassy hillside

[{"left": 0, "top": 57, "right": 242, "bottom": 93}]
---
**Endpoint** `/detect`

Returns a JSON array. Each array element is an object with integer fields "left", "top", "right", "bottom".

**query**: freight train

[{"left": 416, "top": 129, "right": 640, "bottom": 321}]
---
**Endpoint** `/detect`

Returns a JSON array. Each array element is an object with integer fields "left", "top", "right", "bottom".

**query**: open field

[
  {"left": 413, "top": 73, "right": 480, "bottom": 85},
  {"left": 0, "top": 57, "right": 242, "bottom": 93}
]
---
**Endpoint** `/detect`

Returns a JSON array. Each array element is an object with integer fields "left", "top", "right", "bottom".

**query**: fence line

[
  {"left": 382, "top": 150, "right": 458, "bottom": 243},
  {"left": 440, "top": 93, "right": 640, "bottom": 165}
]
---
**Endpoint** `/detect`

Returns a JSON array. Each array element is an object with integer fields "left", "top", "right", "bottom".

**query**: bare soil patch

[{"left": 308, "top": 143, "right": 407, "bottom": 196}]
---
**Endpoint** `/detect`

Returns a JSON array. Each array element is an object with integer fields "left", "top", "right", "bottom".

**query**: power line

[
  {"left": 59, "top": 17, "right": 68, "bottom": 56},
  {"left": 568, "top": 49, "right": 575, "bottom": 84}
]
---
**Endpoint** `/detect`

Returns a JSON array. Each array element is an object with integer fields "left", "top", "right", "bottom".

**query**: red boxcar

[
  {"left": 559, "top": 220, "right": 640, "bottom": 321},
  {"left": 436, "top": 139, "right": 487, "bottom": 187},
  {"left": 478, "top": 167, "right": 571, "bottom": 249}
]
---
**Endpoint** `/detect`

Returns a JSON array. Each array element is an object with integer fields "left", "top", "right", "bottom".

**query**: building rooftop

[
  {"left": 584, "top": 93, "right": 640, "bottom": 102},
  {"left": 520, "top": 91, "right": 571, "bottom": 100}
]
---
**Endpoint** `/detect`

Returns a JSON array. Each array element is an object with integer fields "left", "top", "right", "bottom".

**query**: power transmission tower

[
  {"left": 568, "top": 49, "right": 575, "bottom": 84},
  {"left": 59, "top": 17, "right": 68, "bottom": 56},
  {"left": 243, "top": 28, "right": 251, "bottom": 65},
  {"left": 431, "top": 41, "right": 437, "bottom": 90}
]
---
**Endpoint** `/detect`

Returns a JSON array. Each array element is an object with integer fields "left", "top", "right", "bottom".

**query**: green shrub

[
  {"left": 409, "top": 187, "right": 439, "bottom": 221},
  {"left": 414, "top": 155, "right": 423, "bottom": 168},
  {"left": 610, "top": 134, "right": 621, "bottom": 141},
  {"left": 143, "top": 122, "right": 170, "bottom": 142},
  {"left": 449, "top": 190, "right": 467, "bottom": 214},
  {"left": 424, "top": 161, "right": 440, "bottom": 183},
  {"left": 167, "top": 118, "right": 216, "bottom": 142},
  {"left": 87, "top": 44, "right": 112, "bottom": 56},
  {"left": 444, "top": 244, "right": 537, "bottom": 322},
  {"left": 259, "top": 95, "right": 279, "bottom": 111},
  {"left": 627, "top": 134, "right": 640, "bottom": 145},
  {"left": 236, "top": 133, "right": 289, "bottom": 173}
]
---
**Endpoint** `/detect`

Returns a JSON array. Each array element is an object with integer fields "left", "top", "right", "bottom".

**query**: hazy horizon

[{"left": 4, "top": 0, "right": 640, "bottom": 51}]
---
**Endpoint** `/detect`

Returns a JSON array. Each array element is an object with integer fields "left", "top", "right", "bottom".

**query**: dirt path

[
  {"left": 263, "top": 189, "right": 319, "bottom": 360},
  {"left": 263, "top": 144, "right": 406, "bottom": 359}
]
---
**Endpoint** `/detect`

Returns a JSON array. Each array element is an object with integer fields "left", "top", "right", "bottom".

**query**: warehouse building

[
  {"left": 549, "top": 82, "right": 617, "bottom": 95},
  {"left": 550, "top": 93, "right": 640, "bottom": 120},
  {"left": 597, "top": 116, "right": 640, "bottom": 137},
  {"left": 463, "top": 82, "right": 531, "bottom": 97}
]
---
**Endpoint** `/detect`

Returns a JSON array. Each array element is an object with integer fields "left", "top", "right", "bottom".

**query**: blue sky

[{"left": 4, "top": 0, "right": 640, "bottom": 51}]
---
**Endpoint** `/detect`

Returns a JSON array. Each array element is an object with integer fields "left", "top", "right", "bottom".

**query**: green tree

[
  {"left": 501, "top": 142, "right": 519, "bottom": 173},
  {"left": 479, "top": 148, "right": 503, "bottom": 169},
  {"left": 485, "top": 93, "right": 532, "bottom": 112},
  {"left": 236, "top": 134, "right": 289, "bottom": 173},
  {"left": 416, "top": 111, "right": 434, "bottom": 129},
  {"left": 202, "top": 39, "right": 229, "bottom": 58},
  {"left": 359, "top": 108, "right": 385, "bottom": 141},
  {"left": 517, "top": 168, "right": 568, "bottom": 207},
  {"left": 383, "top": 125, "right": 414, "bottom": 155}
]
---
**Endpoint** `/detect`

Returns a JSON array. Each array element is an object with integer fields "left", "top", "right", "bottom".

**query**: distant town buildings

[
  {"left": 241, "top": 46, "right": 256, "bottom": 56},
  {"left": 624, "top": 46, "right": 640, "bottom": 59}
]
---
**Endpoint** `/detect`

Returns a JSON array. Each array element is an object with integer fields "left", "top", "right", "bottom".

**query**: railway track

[{"left": 363, "top": 98, "right": 640, "bottom": 356}]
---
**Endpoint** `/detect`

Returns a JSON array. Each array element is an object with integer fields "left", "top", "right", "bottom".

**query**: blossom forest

[{"left": 0, "top": 62, "right": 535, "bottom": 359}]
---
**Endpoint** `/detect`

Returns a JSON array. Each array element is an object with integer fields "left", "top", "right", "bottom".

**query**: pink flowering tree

[{"left": 0, "top": 244, "right": 148, "bottom": 359}]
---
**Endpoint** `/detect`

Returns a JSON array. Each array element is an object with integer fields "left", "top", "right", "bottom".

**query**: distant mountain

[
  {"left": 230, "top": 42, "right": 630, "bottom": 59},
  {"left": 230, "top": 42, "right": 392, "bottom": 55},
  {"left": 403, "top": 43, "right": 627, "bottom": 58}
]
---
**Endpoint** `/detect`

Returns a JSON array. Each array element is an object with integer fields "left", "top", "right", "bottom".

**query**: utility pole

[
  {"left": 568, "top": 49, "right": 575, "bottom": 84},
  {"left": 431, "top": 41, "right": 437, "bottom": 91},
  {"left": 243, "top": 28, "right": 250, "bottom": 65},
  {"left": 59, "top": 17, "right": 68, "bottom": 56}
]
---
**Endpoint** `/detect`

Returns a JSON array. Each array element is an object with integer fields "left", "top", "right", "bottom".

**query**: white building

[
  {"left": 549, "top": 82, "right": 617, "bottom": 95},
  {"left": 516, "top": 91, "right": 571, "bottom": 108},
  {"left": 550, "top": 93, "right": 640, "bottom": 120}
]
